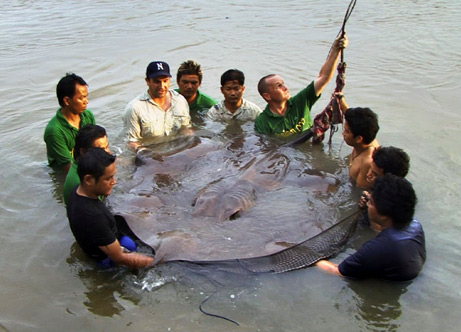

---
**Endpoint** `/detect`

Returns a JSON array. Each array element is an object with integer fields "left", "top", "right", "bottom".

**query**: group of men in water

[{"left": 44, "top": 33, "right": 426, "bottom": 280}]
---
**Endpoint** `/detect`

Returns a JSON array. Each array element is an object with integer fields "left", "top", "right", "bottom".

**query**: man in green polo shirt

[
  {"left": 175, "top": 60, "right": 217, "bottom": 125},
  {"left": 255, "top": 34, "right": 348, "bottom": 136},
  {"left": 44, "top": 73, "right": 96, "bottom": 173}
]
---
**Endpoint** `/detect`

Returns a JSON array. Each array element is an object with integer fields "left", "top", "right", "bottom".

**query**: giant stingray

[{"left": 109, "top": 129, "right": 358, "bottom": 266}]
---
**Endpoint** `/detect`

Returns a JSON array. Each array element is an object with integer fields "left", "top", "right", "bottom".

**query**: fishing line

[
  {"left": 199, "top": 290, "right": 240, "bottom": 326},
  {"left": 179, "top": 263, "right": 241, "bottom": 326}
]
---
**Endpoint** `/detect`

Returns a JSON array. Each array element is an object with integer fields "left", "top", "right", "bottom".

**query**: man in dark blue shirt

[{"left": 316, "top": 174, "right": 426, "bottom": 281}]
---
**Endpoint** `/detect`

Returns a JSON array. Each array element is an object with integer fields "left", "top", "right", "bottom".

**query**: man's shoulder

[
  {"left": 346, "top": 234, "right": 390, "bottom": 263},
  {"left": 81, "top": 109, "right": 96, "bottom": 124},
  {"left": 358, "top": 145, "right": 377, "bottom": 168},
  {"left": 81, "top": 108, "right": 94, "bottom": 118},
  {"left": 44, "top": 109, "right": 68, "bottom": 138},
  {"left": 171, "top": 90, "right": 190, "bottom": 114},
  {"left": 68, "top": 192, "right": 106, "bottom": 217},
  {"left": 125, "top": 91, "right": 150, "bottom": 112},
  {"left": 171, "top": 89, "right": 183, "bottom": 98},
  {"left": 291, "top": 81, "right": 318, "bottom": 102},
  {"left": 197, "top": 90, "right": 217, "bottom": 106},
  {"left": 242, "top": 98, "right": 262, "bottom": 110},
  {"left": 351, "top": 146, "right": 375, "bottom": 166},
  {"left": 211, "top": 100, "right": 225, "bottom": 111},
  {"left": 171, "top": 89, "right": 188, "bottom": 104},
  {"left": 44, "top": 113, "right": 60, "bottom": 133},
  {"left": 45, "top": 109, "right": 63, "bottom": 127},
  {"left": 386, "top": 219, "right": 425, "bottom": 242},
  {"left": 206, "top": 101, "right": 225, "bottom": 119},
  {"left": 358, "top": 151, "right": 374, "bottom": 167},
  {"left": 129, "top": 91, "right": 150, "bottom": 104},
  {"left": 254, "top": 109, "right": 275, "bottom": 133}
]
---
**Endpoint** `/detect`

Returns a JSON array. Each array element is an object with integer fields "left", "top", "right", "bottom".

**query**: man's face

[
  {"left": 367, "top": 195, "right": 383, "bottom": 232},
  {"left": 146, "top": 76, "right": 170, "bottom": 99},
  {"left": 93, "top": 162, "right": 117, "bottom": 197},
  {"left": 93, "top": 135, "right": 111, "bottom": 153},
  {"left": 342, "top": 121, "right": 357, "bottom": 147},
  {"left": 177, "top": 74, "right": 200, "bottom": 101},
  {"left": 366, "top": 161, "right": 384, "bottom": 186},
  {"left": 264, "top": 75, "right": 290, "bottom": 102},
  {"left": 221, "top": 80, "right": 244, "bottom": 105},
  {"left": 66, "top": 84, "right": 88, "bottom": 114}
]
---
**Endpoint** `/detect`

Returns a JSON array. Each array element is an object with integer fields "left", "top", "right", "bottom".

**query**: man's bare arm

[
  {"left": 314, "top": 34, "right": 349, "bottom": 96},
  {"left": 316, "top": 260, "right": 342, "bottom": 276},
  {"left": 99, "top": 240, "right": 154, "bottom": 268}
]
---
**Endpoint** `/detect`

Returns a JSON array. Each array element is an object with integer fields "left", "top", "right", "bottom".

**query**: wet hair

[
  {"left": 373, "top": 146, "right": 410, "bottom": 177},
  {"left": 221, "top": 69, "right": 245, "bottom": 86},
  {"left": 372, "top": 174, "right": 417, "bottom": 228},
  {"left": 344, "top": 107, "right": 379, "bottom": 144},
  {"left": 257, "top": 74, "right": 276, "bottom": 96},
  {"left": 73, "top": 124, "right": 107, "bottom": 160},
  {"left": 56, "top": 73, "right": 87, "bottom": 107},
  {"left": 77, "top": 148, "right": 116, "bottom": 183},
  {"left": 176, "top": 60, "right": 203, "bottom": 83}
]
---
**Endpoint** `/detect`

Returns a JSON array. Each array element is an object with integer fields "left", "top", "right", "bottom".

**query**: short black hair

[
  {"left": 74, "top": 125, "right": 107, "bottom": 160},
  {"left": 344, "top": 107, "right": 379, "bottom": 144},
  {"left": 373, "top": 146, "right": 410, "bottom": 177},
  {"left": 372, "top": 174, "right": 417, "bottom": 228},
  {"left": 221, "top": 69, "right": 245, "bottom": 86},
  {"left": 77, "top": 148, "right": 116, "bottom": 183},
  {"left": 176, "top": 60, "right": 202, "bottom": 83},
  {"left": 56, "top": 73, "right": 87, "bottom": 107}
]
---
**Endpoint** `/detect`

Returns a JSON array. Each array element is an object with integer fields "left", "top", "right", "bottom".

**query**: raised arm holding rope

[{"left": 254, "top": 34, "right": 349, "bottom": 136}]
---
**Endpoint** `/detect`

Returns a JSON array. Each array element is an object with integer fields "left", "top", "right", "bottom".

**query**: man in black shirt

[{"left": 67, "top": 148, "right": 154, "bottom": 268}]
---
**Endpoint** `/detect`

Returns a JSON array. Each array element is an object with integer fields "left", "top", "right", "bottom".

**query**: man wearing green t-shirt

[
  {"left": 175, "top": 60, "right": 217, "bottom": 124},
  {"left": 44, "top": 73, "right": 96, "bottom": 173},
  {"left": 255, "top": 34, "right": 348, "bottom": 136}
]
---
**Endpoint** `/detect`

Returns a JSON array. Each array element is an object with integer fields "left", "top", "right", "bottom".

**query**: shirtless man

[
  {"left": 359, "top": 146, "right": 410, "bottom": 208},
  {"left": 366, "top": 146, "right": 410, "bottom": 185},
  {"left": 342, "top": 107, "right": 380, "bottom": 188}
]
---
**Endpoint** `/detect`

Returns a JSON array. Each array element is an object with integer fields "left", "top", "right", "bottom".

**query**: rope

[
  {"left": 326, "top": 0, "right": 357, "bottom": 61},
  {"left": 339, "top": 0, "right": 357, "bottom": 62}
]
